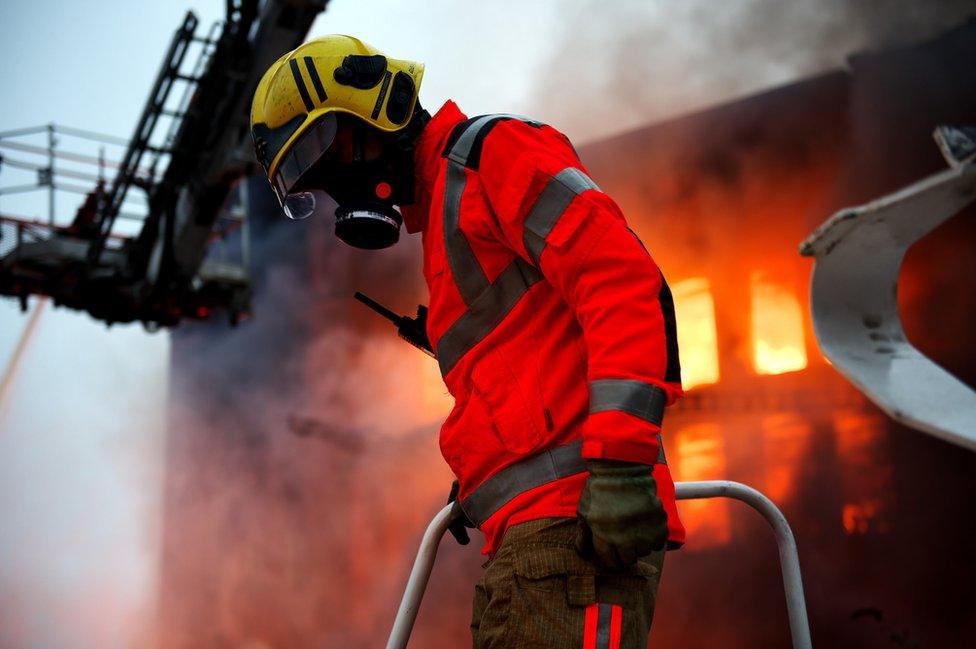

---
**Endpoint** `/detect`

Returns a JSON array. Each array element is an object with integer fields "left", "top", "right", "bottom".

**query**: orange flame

[
  {"left": 671, "top": 278, "right": 720, "bottom": 390},
  {"left": 750, "top": 273, "right": 807, "bottom": 375}
]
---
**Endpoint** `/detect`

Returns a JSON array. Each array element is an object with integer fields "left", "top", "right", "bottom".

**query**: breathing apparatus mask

[{"left": 259, "top": 109, "right": 425, "bottom": 250}]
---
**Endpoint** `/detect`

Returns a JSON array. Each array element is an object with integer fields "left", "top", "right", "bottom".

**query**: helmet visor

[
  {"left": 281, "top": 189, "right": 338, "bottom": 221},
  {"left": 269, "top": 113, "right": 339, "bottom": 218}
]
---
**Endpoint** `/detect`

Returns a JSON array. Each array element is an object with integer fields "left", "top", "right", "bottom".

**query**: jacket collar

[{"left": 401, "top": 99, "right": 467, "bottom": 234}]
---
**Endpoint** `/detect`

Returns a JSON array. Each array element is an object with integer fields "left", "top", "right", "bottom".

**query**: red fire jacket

[{"left": 401, "top": 101, "right": 686, "bottom": 555}]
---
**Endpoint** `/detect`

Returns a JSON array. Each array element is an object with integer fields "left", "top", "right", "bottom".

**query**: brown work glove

[{"left": 576, "top": 459, "right": 668, "bottom": 569}]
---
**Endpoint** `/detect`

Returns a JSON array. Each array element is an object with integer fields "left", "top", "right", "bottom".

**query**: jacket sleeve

[{"left": 476, "top": 120, "right": 683, "bottom": 465}]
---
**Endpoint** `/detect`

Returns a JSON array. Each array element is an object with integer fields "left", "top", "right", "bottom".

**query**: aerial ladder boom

[{"left": 0, "top": 0, "right": 330, "bottom": 327}]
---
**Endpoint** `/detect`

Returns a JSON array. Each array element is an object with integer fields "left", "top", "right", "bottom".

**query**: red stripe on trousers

[
  {"left": 609, "top": 604, "right": 622, "bottom": 649},
  {"left": 584, "top": 603, "right": 599, "bottom": 649},
  {"left": 584, "top": 602, "right": 624, "bottom": 649}
]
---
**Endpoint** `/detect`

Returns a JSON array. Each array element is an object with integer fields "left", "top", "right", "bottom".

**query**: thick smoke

[
  {"left": 525, "top": 0, "right": 976, "bottom": 142},
  {"left": 157, "top": 181, "right": 484, "bottom": 647}
]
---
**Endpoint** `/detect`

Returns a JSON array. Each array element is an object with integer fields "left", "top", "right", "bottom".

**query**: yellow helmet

[
  {"left": 250, "top": 35, "right": 426, "bottom": 248},
  {"left": 250, "top": 35, "right": 424, "bottom": 183}
]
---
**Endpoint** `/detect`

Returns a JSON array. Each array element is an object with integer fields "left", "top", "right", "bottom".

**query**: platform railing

[{"left": 387, "top": 480, "right": 813, "bottom": 649}]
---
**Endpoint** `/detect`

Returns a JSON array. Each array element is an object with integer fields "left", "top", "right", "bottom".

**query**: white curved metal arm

[
  {"left": 800, "top": 161, "right": 976, "bottom": 451},
  {"left": 388, "top": 481, "right": 813, "bottom": 649}
]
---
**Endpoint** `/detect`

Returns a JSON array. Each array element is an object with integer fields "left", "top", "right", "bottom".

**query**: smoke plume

[{"left": 526, "top": 0, "right": 975, "bottom": 142}]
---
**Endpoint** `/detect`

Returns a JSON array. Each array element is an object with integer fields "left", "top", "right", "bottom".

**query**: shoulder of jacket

[{"left": 442, "top": 114, "right": 572, "bottom": 171}]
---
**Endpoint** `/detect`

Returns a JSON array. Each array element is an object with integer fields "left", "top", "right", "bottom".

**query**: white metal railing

[{"left": 387, "top": 480, "right": 813, "bottom": 649}]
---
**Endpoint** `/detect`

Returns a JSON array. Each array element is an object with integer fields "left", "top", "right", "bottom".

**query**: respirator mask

[{"left": 264, "top": 111, "right": 415, "bottom": 249}]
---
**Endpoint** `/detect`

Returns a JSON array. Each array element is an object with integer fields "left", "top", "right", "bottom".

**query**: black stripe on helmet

[
  {"left": 371, "top": 71, "right": 393, "bottom": 120},
  {"left": 303, "top": 56, "right": 328, "bottom": 103},
  {"left": 289, "top": 58, "right": 315, "bottom": 112}
]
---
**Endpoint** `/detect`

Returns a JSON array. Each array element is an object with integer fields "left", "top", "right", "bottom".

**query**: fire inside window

[
  {"left": 671, "top": 277, "right": 720, "bottom": 390},
  {"left": 750, "top": 272, "right": 808, "bottom": 376}
]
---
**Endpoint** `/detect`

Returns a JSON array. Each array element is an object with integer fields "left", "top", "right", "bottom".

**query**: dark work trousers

[{"left": 471, "top": 517, "right": 665, "bottom": 649}]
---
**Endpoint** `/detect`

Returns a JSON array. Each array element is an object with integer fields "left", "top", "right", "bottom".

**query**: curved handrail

[
  {"left": 674, "top": 481, "right": 812, "bottom": 649},
  {"left": 387, "top": 481, "right": 813, "bottom": 649},
  {"left": 386, "top": 502, "right": 458, "bottom": 649}
]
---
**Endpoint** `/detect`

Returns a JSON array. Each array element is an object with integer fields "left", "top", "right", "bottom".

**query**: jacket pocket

[
  {"left": 438, "top": 389, "right": 508, "bottom": 481},
  {"left": 468, "top": 344, "right": 545, "bottom": 456}
]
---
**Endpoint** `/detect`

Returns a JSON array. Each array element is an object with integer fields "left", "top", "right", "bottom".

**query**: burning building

[
  {"left": 157, "top": 19, "right": 976, "bottom": 649},
  {"left": 579, "top": 18, "right": 976, "bottom": 647}
]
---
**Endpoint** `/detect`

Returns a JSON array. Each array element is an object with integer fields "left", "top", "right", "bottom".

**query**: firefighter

[{"left": 250, "top": 35, "right": 685, "bottom": 648}]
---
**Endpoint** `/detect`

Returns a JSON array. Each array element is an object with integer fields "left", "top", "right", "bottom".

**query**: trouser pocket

[{"left": 472, "top": 544, "right": 662, "bottom": 648}]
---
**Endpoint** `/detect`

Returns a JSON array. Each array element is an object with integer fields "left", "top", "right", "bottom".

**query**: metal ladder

[
  {"left": 89, "top": 11, "right": 228, "bottom": 265},
  {"left": 387, "top": 481, "right": 813, "bottom": 649}
]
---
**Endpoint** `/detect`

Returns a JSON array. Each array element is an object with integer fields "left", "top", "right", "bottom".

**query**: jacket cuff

[
  {"left": 581, "top": 409, "right": 661, "bottom": 464},
  {"left": 581, "top": 438, "right": 659, "bottom": 464}
]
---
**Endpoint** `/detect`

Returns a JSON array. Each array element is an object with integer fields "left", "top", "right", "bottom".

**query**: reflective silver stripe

[
  {"left": 656, "top": 432, "right": 667, "bottom": 466},
  {"left": 438, "top": 114, "right": 548, "bottom": 365},
  {"left": 596, "top": 603, "right": 613, "bottom": 649},
  {"left": 589, "top": 379, "right": 667, "bottom": 427},
  {"left": 436, "top": 257, "right": 543, "bottom": 376},
  {"left": 446, "top": 113, "right": 540, "bottom": 166},
  {"left": 523, "top": 167, "right": 600, "bottom": 265},
  {"left": 460, "top": 439, "right": 586, "bottom": 527},
  {"left": 459, "top": 433, "right": 669, "bottom": 528},
  {"left": 447, "top": 114, "right": 504, "bottom": 165},
  {"left": 443, "top": 159, "right": 489, "bottom": 305}
]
